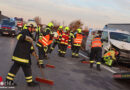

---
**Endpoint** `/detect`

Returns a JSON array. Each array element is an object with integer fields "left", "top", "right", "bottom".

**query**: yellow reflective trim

[
  {"left": 90, "top": 61, "right": 94, "bottom": 63},
  {"left": 8, "top": 73, "right": 15, "bottom": 77},
  {"left": 17, "top": 34, "right": 22, "bottom": 40},
  {"left": 37, "top": 43, "right": 42, "bottom": 47},
  {"left": 75, "top": 54, "right": 79, "bottom": 56},
  {"left": 51, "top": 47, "right": 54, "bottom": 49},
  {"left": 26, "top": 79, "right": 33, "bottom": 83},
  {"left": 31, "top": 46, "right": 34, "bottom": 50},
  {"left": 12, "top": 56, "right": 29, "bottom": 63},
  {"left": 6, "top": 76, "right": 13, "bottom": 81},
  {"left": 26, "top": 76, "right": 32, "bottom": 79},
  {"left": 74, "top": 44, "right": 81, "bottom": 46},
  {"left": 72, "top": 53, "right": 75, "bottom": 55},
  {"left": 97, "top": 62, "right": 101, "bottom": 64}
]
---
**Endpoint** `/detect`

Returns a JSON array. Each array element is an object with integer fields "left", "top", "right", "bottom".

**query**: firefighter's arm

[
  {"left": 17, "top": 33, "right": 26, "bottom": 41},
  {"left": 25, "top": 36, "right": 33, "bottom": 43}
]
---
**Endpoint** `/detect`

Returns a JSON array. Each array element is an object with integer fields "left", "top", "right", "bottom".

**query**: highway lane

[{"left": 0, "top": 35, "right": 130, "bottom": 90}]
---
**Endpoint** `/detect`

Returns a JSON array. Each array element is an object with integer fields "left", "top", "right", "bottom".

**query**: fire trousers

[
  {"left": 72, "top": 46, "right": 80, "bottom": 57},
  {"left": 59, "top": 44, "right": 68, "bottom": 56},
  {"left": 90, "top": 47, "right": 102, "bottom": 64},
  {"left": 6, "top": 62, "right": 32, "bottom": 83}
]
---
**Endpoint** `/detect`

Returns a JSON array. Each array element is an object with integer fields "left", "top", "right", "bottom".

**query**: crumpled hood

[{"left": 110, "top": 39, "right": 130, "bottom": 51}]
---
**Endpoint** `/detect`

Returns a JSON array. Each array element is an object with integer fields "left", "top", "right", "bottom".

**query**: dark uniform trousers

[
  {"left": 60, "top": 44, "right": 68, "bottom": 56},
  {"left": 50, "top": 40, "right": 59, "bottom": 52},
  {"left": 6, "top": 62, "right": 32, "bottom": 83},
  {"left": 90, "top": 47, "right": 102, "bottom": 63},
  {"left": 72, "top": 46, "right": 80, "bottom": 57}
]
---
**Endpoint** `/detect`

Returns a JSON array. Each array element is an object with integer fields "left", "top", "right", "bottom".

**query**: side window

[{"left": 101, "top": 31, "right": 108, "bottom": 42}]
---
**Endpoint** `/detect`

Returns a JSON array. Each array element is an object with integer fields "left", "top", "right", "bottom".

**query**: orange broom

[{"left": 32, "top": 43, "right": 54, "bottom": 85}]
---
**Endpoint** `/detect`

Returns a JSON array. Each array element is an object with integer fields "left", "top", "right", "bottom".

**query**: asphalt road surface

[{"left": 0, "top": 35, "right": 130, "bottom": 90}]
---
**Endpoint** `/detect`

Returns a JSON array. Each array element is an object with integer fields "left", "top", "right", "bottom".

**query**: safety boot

[
  {"left": 27, "top": 81, "right": 39, "bottom": 87},
  {"left": 97, "top": 64, "right": 101, "bottom": 71},
  {"left": 90, "top": 63, "right": 93, "bottom": 68},
  {"left": 5, "top": 80, "right": 17, "bottom": 86}
]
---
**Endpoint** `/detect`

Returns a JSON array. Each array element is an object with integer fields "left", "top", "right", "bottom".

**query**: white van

[{"left": 85, "top": 29, "right": 130, "bottom": 63}]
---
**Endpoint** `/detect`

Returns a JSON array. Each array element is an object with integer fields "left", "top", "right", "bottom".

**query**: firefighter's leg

[
  {"left": 21, "top": 64, "right": 38, "bottom": 87},
  {"left": 38, "top": 46, "right": 45, "bottom": 68},
  {"left": 6, "top": 62, "right": 20, "bottom": 86},
  {"left": 50, "top": 41, "right": 57, "bottom": 53},
  {"left": 63, "top": 45, "right": 67, "bottom": 57},
  {"left": 96, "top": 47, "right": 102, "bottom": 71},
  {"left": 90, "top": 48, "right": 95, "bottom": 68},
  {"left": 59, "top": 44, "right": 63, "bottom": 56},
  {"left": 72, "top": 45, "right": 76, "bottom": 57},
  {"left": 75, "top": 46, "right": 80, "bottom": 58},
  {"left": 58, "top": 43, "right": 61, "bottom": 53}
]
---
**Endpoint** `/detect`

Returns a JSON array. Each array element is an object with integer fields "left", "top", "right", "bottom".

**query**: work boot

[
  {"left": 5, "top": 80, "right": 17, "bottom": 86},
  {"left": 27, "top": 81, "right": 39, "bottom": 87},
  {"left": 72, "top": 55, "right": 75, "bottom": 58},
  {"left": 97, "top": 64, "right": 101, "bottom": 71},
  {"left": 90, "top": 63, "right": 93, "bottom": 68},
  {"left": 75, "top": 56, "right": 80, "bottom": 58}
]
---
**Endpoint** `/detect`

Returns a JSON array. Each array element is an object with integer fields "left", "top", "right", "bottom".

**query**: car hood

[{"left": 110, "top": 39, "right": 130, "bottom": 51}]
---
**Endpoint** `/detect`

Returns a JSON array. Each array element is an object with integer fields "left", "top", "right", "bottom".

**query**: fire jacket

[
  {"left": 91, "top": 37, "right": 102, "bottom": 48},
  {"left": 73, "top": 33, "right": 83, "bottom": 46},
  {"left": 12, "top": 30, "right": 34, "bottom": 64}
]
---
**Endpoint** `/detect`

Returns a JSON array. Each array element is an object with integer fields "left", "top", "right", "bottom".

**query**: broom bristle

[
  {"left": 35, "top": 77, "right": 54, "bottom": 85},
  {"left": 46, "top": 64, "right": 55, "bottom": 68},
  {"left": 81, "top": 61, "right": 90, "bottom": 64}
]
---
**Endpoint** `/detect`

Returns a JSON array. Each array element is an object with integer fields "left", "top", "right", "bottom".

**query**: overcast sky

[{"left": 0, "top": 0, "right": 130, "bottom": 28}]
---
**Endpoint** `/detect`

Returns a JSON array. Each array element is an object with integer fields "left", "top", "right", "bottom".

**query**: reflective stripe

[
  {"left": 42, "top": 37, "right": 48, "bottom": 42},
  {"left": 6, "top": 76, "right": 13, "bottom": 81},
  {"left": 8, "top": 73, "right": 15, "bottom": 77},
  {"left": 41, "top": 39, "right": 48, "bottom": 46},
  {"left": 51, "top": 47, "right": 54, "bottom": 50},
  {"left": 17, "top": 34, "right": 22, "bottom": 40},
  {"left": 12, "top": 56, "right": 29, "bottom": 63},
  {"left": 37, "top": 43, "right": 42, "bottom": 47},
  {"left": 39, "top": 60, "right": 43, "bottom": 64},
  {"left": 26, "top": 76, "right": 32, "bottom": 79},
  {"left": 26, "top": 79, "right": 33, "bottom": 83},
  {"left": 31, "top": 46, "right": 34, "bottom": 50},
  {"left": 72, "top": 53, "right": 75, "bottom": 55},
  {"left": 75, "top": 54, "right": 79, "bottom": 56},
  {"left": 97, "top": 62, "right": 101, "bottom": 64},
  {"left": 73, "top": 44, "right": 81, "bottom": 46},
  {"left": 90, "top": 61, "right": 94, "bottom": 63}
]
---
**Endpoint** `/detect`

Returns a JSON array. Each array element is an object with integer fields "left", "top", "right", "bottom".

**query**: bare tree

[
  {"left": 34, "top": 16, "right": 41, "bottom": 25},
  {"left": 69, "top": 20, "right": 83, "bottom": 32}
]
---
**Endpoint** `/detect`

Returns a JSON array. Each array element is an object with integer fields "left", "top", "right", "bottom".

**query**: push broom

[{"left": 31, "top": 42, "right": 54, "bottom": 85}]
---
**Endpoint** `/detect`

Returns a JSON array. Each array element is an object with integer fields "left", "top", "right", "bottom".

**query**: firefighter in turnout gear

[
  {"left": 72, "top": 29, "right": 83, "bottom": 58},
  {"left": 59, "top": 27, "right": 70, "bottom": 57},
  {"left": 6, "top": 23, "right": 39, "bottom": 87},
  {"left": 103, "top": 48, "right": 119, "bottom": 67},
  {"left": 69, "top": 31, "right": 75, "bottom": 50},
  {"left": 35, "top": 24, "right": 41, "bottom": 41},
  {"left": 36, "top": 29, "right": 53, "bottom": 68},
  {"left": 50, "top": 26, "right": 63, "bottom": 53},
  {"left": 23, "top": 24, "right": 27, "bottom": 30},
  {"left": 90, "top": 34, "right": 102, "bottom": 71}
]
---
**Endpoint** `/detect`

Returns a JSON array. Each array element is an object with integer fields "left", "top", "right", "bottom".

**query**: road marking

[{"left": 79, "top": 53, "right": 116, "bottom": 73}]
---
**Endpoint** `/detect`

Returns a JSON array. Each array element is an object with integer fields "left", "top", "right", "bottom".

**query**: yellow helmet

[
  {"left": 64, "top": 27, "right": 70, "bottom": 31},
  {"left": 59, "top": 26, "right": 63, "bottom": 29},
  {"left": 48, "top": 22, "right": 54, "bottom": 27},
  {"left": 77, "top": 28, "right": 82, "bottom": 33}
]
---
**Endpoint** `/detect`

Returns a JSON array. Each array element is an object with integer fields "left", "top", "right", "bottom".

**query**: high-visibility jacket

[
  {"left": 104, "top": 50, "right": 116, "bottom": 60},
  {"left": 38, "top": 34, "right": 53, "bottom": 47},
  {"left": 91, "top": 37, "right": 102, "bottom": 48},
  {"left": 23, "top": 24, "right": 27, "bottom": 30},
  {"left": 36, "top": 26, "right": 41, "bottom": 32},
  {"left": 73, "top": 34, "right": 83, "bottom": 44},
  {"left": 60, "top": 33, "right": 70, "bottom": 45},
  {"left": 55, "top": 30, "right": 63, "bottom": 40}
]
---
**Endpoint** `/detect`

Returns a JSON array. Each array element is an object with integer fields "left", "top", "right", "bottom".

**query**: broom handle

[{"left": 31, "top": 42, "right": 45, "bottom": 78}]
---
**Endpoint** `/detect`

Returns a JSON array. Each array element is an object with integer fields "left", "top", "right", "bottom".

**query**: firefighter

[
  {"left": 5, "top": 23, "right": 39, "bottom": 87},
  {"left": 90, "top": 34, "right": 102, "bottom": 71},
  {"left": 44, "top": 22, "right": 54, "bottom": 54},
  {"left": 50, "top": 26, "right": 63, "bottom": 53},
  {"left": 59, "top": 27, "right": 70, "bottom": 57},
  {"left": 69, "top": 30, "right": 75, "bottom": 50},
  {"left": 35, "top": 24, "right": 41, "bottom": 41},
  {"left": 72, "top": 28, "right": 83, "bottom": 58},
  {"left": 36, "top": 28, "right": 53, "bottom": 68},
  {"left": 23, "top": 24, "right": 27, "bottom": 30},
  {"left": 103, "top": 48, "right": 119, "bottom": 67}
]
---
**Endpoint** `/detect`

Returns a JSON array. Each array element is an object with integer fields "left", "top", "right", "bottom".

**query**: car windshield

[{"left": 110, "top": 32, "right": 130, "bottom": 43}]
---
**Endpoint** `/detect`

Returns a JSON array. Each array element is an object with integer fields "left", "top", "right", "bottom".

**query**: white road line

[{"left": 79, "top": 53, "right": 116, "bottom": 73}]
